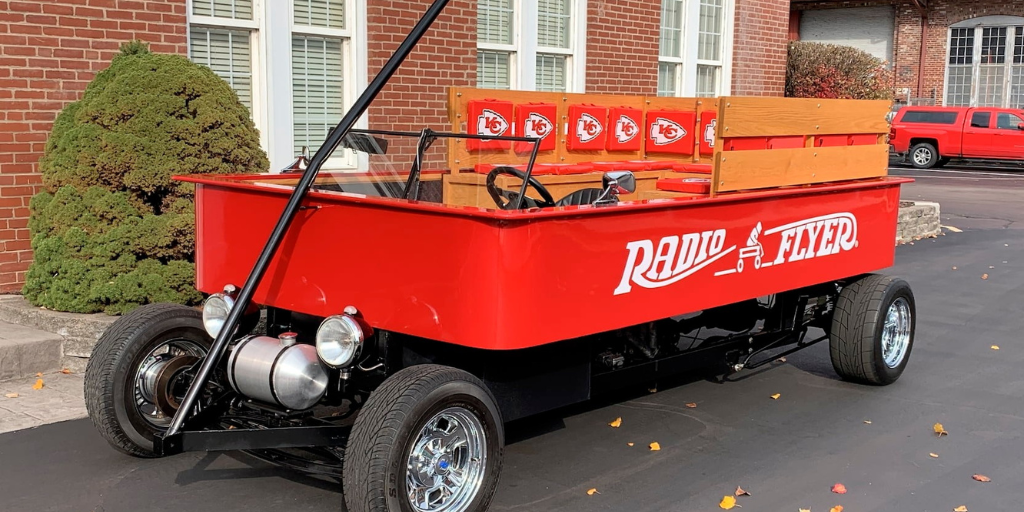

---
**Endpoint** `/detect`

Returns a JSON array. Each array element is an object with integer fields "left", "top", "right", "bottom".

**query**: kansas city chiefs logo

[
  {"left": 704, "top": 119, "right": 717, "bottom": 148},
  {"left": 650, "top": 117, "right": 687, "bottom": 145},
  {"left": 477, "top": 109, "right": 509, "bottom": 136},
  {"left": 523, "top": 112, "right": 553, "bottom": 140},
  {"left": 576, "top": 113, "right": 603, "bottom": 143},
  {"left": 614, "top": 115, "right": 639, "bottom": 143}
]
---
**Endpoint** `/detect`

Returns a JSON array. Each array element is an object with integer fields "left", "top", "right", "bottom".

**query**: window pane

[
  {"left": 948, "top": 27, "right": 973, "bottom": 65},
  {"left": 980, "top": 26, "right": 1007, "bottom": 64},
  {"left": 970, "top": 112, "right": 991, "bottom": 128},
  {"left": 477, "top": 50, "right": 511, "bottom": 89},
  {"left": 978, "top": 63, "right": 1005, "bottom": 106},
  {"left": 1013, "top": 27, "right": 1024, "bottom": 109},
  {"left": 538, "top": 0, "right": 571, "bottom": 49},
  {"left": 535, "top": 53, "right": 566, "bottom": 91},
  {"left": 657, "top": 62, "right": 677, "bottom": 97},
  {"left": 192, "top": 0, "right": 253, "bottom": 20},
  {"left": 295, "top": 0, "right": 345, "bottom": 30},
  {"left": 996, "top": 112, "right": 1023, "bottom": 129},
  {"left": 698, "top": 0, "right": 724, "bottom": 62},
  {"left": 696, "top": 64, "right": 719, "bottom": 97},
  {"left": 946, "top": 65, "right": 972, "bottom": 106},
  {"left": 189, "top": 27, "right": 253, "bottom": 110},
  {"left": 901, "top": 110, "right": 959, "bottom": 124},
  {"left": 478, "top": 0, "right": 514, "bottom": 45},
  {"left": 659, "top": 0, "right": 683, "bottom": 59},
  {"left": 292, "top": 36, "right": 345, "bottom": 156}
]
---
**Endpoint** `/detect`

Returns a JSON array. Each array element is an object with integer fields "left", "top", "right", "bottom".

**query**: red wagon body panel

[{"left": 184, "top": 175, "right": 907, "bottom": 351}]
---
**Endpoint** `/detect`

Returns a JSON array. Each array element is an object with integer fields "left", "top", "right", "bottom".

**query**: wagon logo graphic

[
  {"left": 576, "top": 113, "right": 603, "bottom": 143},
  {"left": 477, "top": 109, "right": 509, "bottom": 137},
  {"left": 523, "top": 112, "right": 553, "bottom": 140},
  {"left": 704, "top": 119, "right": 717, "bottom": 148},
  {"left": 613, "top": 213, "right": 859, "bottom": 295},
  {"left": 615, "top": 115, "right": 639, "bottom": 143},
  {"left": 650, "top": 118, "right": 687, "bottom": 145}
]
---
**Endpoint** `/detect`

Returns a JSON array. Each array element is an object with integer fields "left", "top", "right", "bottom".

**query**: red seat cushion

[
  {"left": 586, "top": 161, "right": 648, "bottom": 172},
  {"left": 672, "top": 163, "right": 713, "bottom": 174},
  {"left": 656, "top": 177, "right": 711, "bottom": 194}
]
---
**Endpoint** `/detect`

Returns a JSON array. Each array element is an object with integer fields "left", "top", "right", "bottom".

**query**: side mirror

[
  {"left": 602, "top": 171, "right": 637, "bottom": 195},
  {"left": 1018, "top": 123, "right": 1024, "bottom": 131}
]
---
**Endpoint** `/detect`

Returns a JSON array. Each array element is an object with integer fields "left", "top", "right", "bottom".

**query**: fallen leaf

[
  {"left": 930, "top": 453, "right": 939, "bottom": 458},
  {"left": 35, "top": 372, "right": 42, "bottom": 377},
  {"left": 60, "top": 368, "right": 71, "bottom": 374},
  {"left": 799, "top": 509, "right": 811, "bottom": 512},
  {"left": 1005, "top": 244, "right": 1010, "bottom": 247},
  {"left": 831, "top": 483, "right": 847, "bottom": 494},
  {"left": 735, "top": 486, "right": 750, "bottom": 496},
  {"left": 685, "top": 403, "right": 697, "bottom": 408},
  {"left": 944, "top": 225, "right": 963, "bottom": 233},
  {"left": 719, "top": 495, "right": 737, "bottom": 510},
  {"left": 649, "top": 387, "right": 657, "bottom": 393},
  {"left": 770, "top": 393, "right": 781, "bottom": 400},
  {"left": 777, "top": 356, "right": 787, "bottom": 363},
  {"left": 954, "top": 506, "right": 968, "bottom": 512},
  {"left": 934, "top": 422, "right": 948, "bottom": 436},
  {"left": 609, "top": 417, "right": 622, "bottom": 428},
  {"left": 972, "top": 474, "right": 991, "bottom": 482},
  {"left": 4, "top": 393, "right": 18, "bottom": 398},
  {"left": 991, "top": 345, "right": 1000, "bottom": 350},
  {"left": 32, "top": 379, "right": 44, "bottom": 390},
  {"left": 952, "top": 266, "right": 958, "bottom": 270},
  {"left": 988, "top": 266, "right": 995, "bottom": 269},
  {"left": 587, "top": 488, "right": 600, "bottom": 496},
  {"left": 830, "top": 507, "right": 844, "bottom": 512},
  {"left": 627, "top": 442, "right": 634, "bottom": 447},
  {"left": 649, "top": 442, "right": 661, "bottom": 451},
  {"left": 864, "top": 420, "right": 872, "bottom": 424},
  {"left": 982, "top": 274, "right": 989, "bottom": 280}
]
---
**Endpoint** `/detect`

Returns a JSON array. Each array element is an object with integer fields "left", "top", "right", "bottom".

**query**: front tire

[
  {"left": 343, "top": 365, "right": 504, "bottom": 512},
  {"left": 829, "top": 274, "right": 915, "bottom": 385},
  {"left": 910, "top": 142, "right": 939, "bottom": 169},
  {"left": 84, "top": 303, "right": 211, "bottom": 457}
]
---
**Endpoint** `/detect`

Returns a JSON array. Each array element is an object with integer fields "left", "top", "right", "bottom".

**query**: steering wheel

[{"left": 485, "top": 166, "right": 556, "bottom": 210}]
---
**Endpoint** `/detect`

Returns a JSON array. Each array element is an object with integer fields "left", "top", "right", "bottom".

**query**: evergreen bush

[{"left": 25, "top": 42, "right": 268, "bottom": 314}]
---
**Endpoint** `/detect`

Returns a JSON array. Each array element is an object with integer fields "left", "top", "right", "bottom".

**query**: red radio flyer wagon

[{"left": 84, "top": 2, "right": 915, "bottom": 511}]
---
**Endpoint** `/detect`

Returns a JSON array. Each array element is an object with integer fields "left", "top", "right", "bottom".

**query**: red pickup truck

[{"left": 890, "top": 106, "right": 1024, "bottom": 168}]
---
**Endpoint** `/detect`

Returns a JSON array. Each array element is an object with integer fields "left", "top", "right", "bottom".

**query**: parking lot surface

[{"left": 2, "top": 164, "right": 1024, "bottom": 512}]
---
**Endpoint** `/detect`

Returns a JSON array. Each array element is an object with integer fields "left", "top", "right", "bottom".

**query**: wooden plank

[
  {"left": 717, "top": 97, "right": 891, "bottom": 137},
  {"left": 713, "top": 144, "right": 889, "bottom": 193}
]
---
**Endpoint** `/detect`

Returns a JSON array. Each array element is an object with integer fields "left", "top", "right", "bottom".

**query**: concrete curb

[
  {"left": 0, "top": 323, "right": 62, "bottom": 381},
  {"left": 896, "top": 201, "right": 941, "bottom": 244},
  {"left": 0, "top": 296, "right": 116, "bottom": 374}
]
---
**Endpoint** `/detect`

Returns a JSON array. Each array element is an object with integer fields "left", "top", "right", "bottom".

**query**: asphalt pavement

[{"left": 3, "top": 164, "right": 1024, "bottom": 512}]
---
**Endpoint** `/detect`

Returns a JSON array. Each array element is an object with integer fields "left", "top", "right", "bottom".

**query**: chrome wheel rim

[
  {"left": 913, "top": 148, "right": 932, "bottom": 166},
  {"left": 406, "top": 406, "right": 487, "bottom": 512},
  {"left": 134, "top": 338, "right": 207, "bottom": 427},
  {"left": 881, "top": 297, "right": 912, "bottom": 368}
]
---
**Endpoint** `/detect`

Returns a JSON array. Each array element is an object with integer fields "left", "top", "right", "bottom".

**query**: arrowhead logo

[
  {"left": 477, "top": 109, "right": 509, "bottom": 137},
  {"left": 650, "top": 117, "right": 687, "bottom": 145},
  {"left": 614, "top": 115, "right": 639, "bottom": 143},
  {"left": 576, "top": 113, "right": 603, "bottom": 143},
  {"left": 704, "top": 119, "right": 717, "bottom": 148},
  {"left": 523, "top": 112, "right": 553, "bottom": 140}
]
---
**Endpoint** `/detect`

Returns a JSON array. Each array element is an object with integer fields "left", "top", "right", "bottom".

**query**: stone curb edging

[{"left": 896, "top": 201, "right": 941, "bottom": 244}]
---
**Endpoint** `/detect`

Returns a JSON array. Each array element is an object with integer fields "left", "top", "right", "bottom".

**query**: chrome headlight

[
  {"left": 202, "top": 293, "right": 235, "bottom": 337},
  {"left": 316, "top": 315, "right": 364, "bottom": 368}
]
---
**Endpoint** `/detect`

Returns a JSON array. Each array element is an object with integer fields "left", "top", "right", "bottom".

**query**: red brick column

[
  {"left": 0, "top": 0, "right": 187, "bottom": 292},
  {"left": 585, "top": 0, "right": 660, "bottom": 95},
  {"left": 731, "top": 0, "right": 790, "bottom": 96}
]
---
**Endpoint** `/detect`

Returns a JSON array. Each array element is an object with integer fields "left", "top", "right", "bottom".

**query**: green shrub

[
  {"left": 786, "top": 41, "right": 894, "bottom": 100},
  {"left": 25, "top": 42, "right": 268, "bottom": 314}
]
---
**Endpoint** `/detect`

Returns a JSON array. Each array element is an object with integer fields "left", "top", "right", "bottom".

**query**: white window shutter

[
  {"left": 537, "top": 0, "right": 570, "bottom": 49},
  {"left": 189, "top": 27, "right": 253, "bottom": 110},
  {"left": 292, "top": 36, "right": 345, "bottom": 156},
  {"left": 192, "top": 0, "right": 253, "bottom": 20},
  {"left": 294, "top": 0, "right": 346, "bottom": 29}
]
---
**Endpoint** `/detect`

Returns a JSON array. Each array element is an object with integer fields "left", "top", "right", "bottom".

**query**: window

[
  {"left": 476, "top": 0, "right": 586, "bottom": 92},
  {"left": 188, "top": 0, "right": 364, "bottom": 170},
  {"left": 900, "top": 110, "right": 959, "bottom": 124},
  {"left": 658, "top": 0, "right": 732, "bottom": 97},
  {"left": 945, "top": 18, "right": 1024, "bottom": 109},
  {"left": 971, "top": 111, "right": 991, "bottom": 128},
  {"left": 996, "top": 112, "right": 1024, "bottom": 129}
]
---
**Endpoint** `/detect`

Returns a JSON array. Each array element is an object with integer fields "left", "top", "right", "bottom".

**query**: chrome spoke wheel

[
  {"left": 881, "top": 297, "right": 912, "bottom": 368},
  {"left": 913, "top": 148, "right": 932, "bottom": 166},
  {"left": 406, "top": 407, "right": 487, "bottom": 512},
  {"left": 134, "top": 339, "right": 207, "bottom": 428}
]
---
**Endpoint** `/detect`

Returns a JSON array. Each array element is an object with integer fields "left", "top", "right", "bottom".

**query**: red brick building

[
  {"left": 0, "top": 0, "right": 791, "bottom": 292},
  {"left": 792, "top": 0, "right": 1024, "bottom": 108}
]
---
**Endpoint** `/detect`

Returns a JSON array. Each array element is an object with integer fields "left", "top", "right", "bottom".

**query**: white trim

[
  {"left": 657, "top": 0, "right": 733, "bottom": 97},
  {"left": 720, "top": 0, "right": 734, "bottom": 94},
  {"left": 189, "top": 14, "right": 259, "bottom": 29}
]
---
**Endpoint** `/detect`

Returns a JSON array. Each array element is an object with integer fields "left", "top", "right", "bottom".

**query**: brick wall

[
  {"left": 0, "top": 0, "right": 187, "bottom": 292},
  {"left": 584, "top": 0, "right": 660, "bottom": 95},
  {"left": 732, "top": 0, "right": 790, "bottom": 96}
]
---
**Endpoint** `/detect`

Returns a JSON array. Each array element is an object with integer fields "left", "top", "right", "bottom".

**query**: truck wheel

[
  {"left": 84, "top": 303, "right": 210, "bottom": 457},
  {"left": 344, "top": 365, "right": 504, "bottom": 512},
  {"left": 910, "top": 142, "right": 939, "bottom": 169},
  {"left": 829, "top": 274, "right": 915, "bottom": 385}
]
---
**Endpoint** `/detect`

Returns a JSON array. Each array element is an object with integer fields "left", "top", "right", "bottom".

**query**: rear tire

[
  {"left": 829, "top": 274, "right": 915, "bottom": 385},
  {"left": 343, "top": 365, "right": 504, "bottom": 512},
  {"left": 84, "top": 303, "right": 211, "bottom": 457},
  {"left": 910, "top": 142, "right": 939, "bottom": 169}
]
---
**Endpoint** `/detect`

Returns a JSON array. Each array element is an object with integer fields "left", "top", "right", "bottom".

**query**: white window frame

[
  {"left": 476, "top": 0, "right": 587, "bottom": 92},
  {"left": 657, "top": 0, "right": 733, "bottom": 97},
  {"left": 187, "top": 0, "right": 368, "bottom": 171},
  {"left": 942, "top": 16, "right": 1024, "bottom": 109}
]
